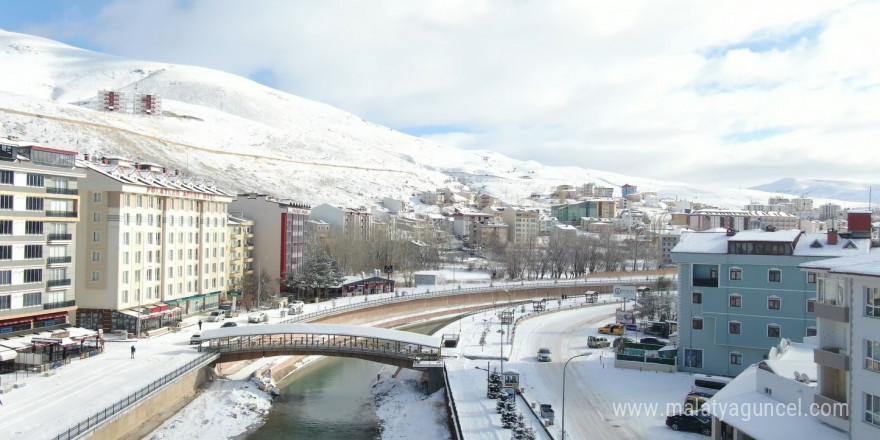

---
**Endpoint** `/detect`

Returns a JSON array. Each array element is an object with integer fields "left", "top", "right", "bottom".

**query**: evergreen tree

[
  {"left": 281, "top": 249, "right": 345, "bottom": 302},
  {"left": 496, "top": 393, "right": 508, "bottom": 413},
  {"left": 487, "top": 370, "right": 503, "bottom": 398}
]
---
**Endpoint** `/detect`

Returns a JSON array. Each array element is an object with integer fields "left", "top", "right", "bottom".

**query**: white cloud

[{"left": 22, "top": 0, "right": 880, "bottom": 187}]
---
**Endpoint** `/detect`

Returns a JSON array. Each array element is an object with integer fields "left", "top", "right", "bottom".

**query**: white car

[
  {"left": 248, "top": 311, "right": 268, "bottom": 323},
  {"left": 288, "top": 301, "right": 305, "bottom": 314},
  {"left": 206, "top": 311, "right": 225, "bottom": 322}
]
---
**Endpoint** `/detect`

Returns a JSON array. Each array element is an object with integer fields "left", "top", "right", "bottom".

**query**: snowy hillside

[
  {"left": 0, "top": 29, "right": 860, "bottom": 209},
  {"left": 750, "top": 178, "right": 878, "bottom": 204}
]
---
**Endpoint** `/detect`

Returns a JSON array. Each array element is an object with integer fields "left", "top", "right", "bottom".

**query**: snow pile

[
  {"left": 372, "top": 367, "right": 451, "bottom": 440},
  {"left": 144, "top": 380, "right": 273, "bottom": 440}
]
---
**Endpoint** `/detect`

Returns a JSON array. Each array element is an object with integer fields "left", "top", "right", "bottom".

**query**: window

[
  {"left": 768, "top": 324, "right": 781, "bottom": 338},
  {"left": 92, "top": 231, "right": 100, "bottom": 242},
  {"left": 92, "top": 212, "right": 101, "bottom": 222},
  {"left": 123, "top": 233, "right": 130, "bottom": 245},
  {"left": 91, "top": 271, "right": 100, "bottom": 282},
  {"left": 25, "top": 221, "right": 43, "bottom": 234},
  {"left": 91, "top": 251, "right": 100, "bottom": 262},
  {"left": 729, "top": 294, "right": 742, "bottom": 308},
  {"left": 25, "top": 196, "right": 44, "bottom": 211},
  {"left": 24, "top": 244, "right": 42, "bottom": 259},
  {"left": 730, "top": 268, "right": 742, "bottom": 281},
  {"left": 0, "top": 220, "right": 11, "bottom": 235},
  {"left": 806, "top": 327, "right": 817, "bottom": 337},
  {"left": 730, "top": 352, "right": 743, "bottom": 365},
  {"left": 122, "top": 271, "right": 129, "bottom": 283},
  {"left": 0, "top": 270, "right": 10, "bottom": 285},
  {"left": 866, "top": 393, "right": 880, "bottom": 428},
  {"left": 123, "top": 252, "right": 129, "bottom": 264},
  {"left": 692, "top": 317, "right": 704, "bottom": 330},
  {"left": 807, "top": 299, "right": 816, "bottom": 313},
  {"left": 867, "top": 340, "right": 880, "bottom": 373},
  {"left": 24, "top": 268, "right": 42, "bottom": 282},
  {"left": 0, "top": 194, "right": 12, "bottom": 209},
  {"left": 122, "top": 290, "right": 129, "bottom": 303},
  {"left": 769, "top": 269, "right": 781, "bottom": 283},
  {"left": 92, "top": 192, "right": 102, "bottom": 203},
  {"left": 684, "top": 349, "right": 703, "bottom": 368},
  {"left": 0, "top": 170, "right": 13, "bottom": 184},
  {"left": 729, "top": 321, "right": 741, "bottom": 335},
  {"left": 23, "top": 292, "right": 41, "bottom": 307},
  {"left": 768, "top": 297, "right": 781, "bottom": 310},
  {"left": 0, "top": 245, "right": 11, "bottom": 260},
  {"left": 867, "top": 287, "right": 880, "bottom": 318},
  {"left": 0, "top": 295, "right": 9, "bottom": 310},
  {"left": 808, "top": 272, "right": 817, "bottom": 284},
  {"left": 26, "top": 173, "right": 44, "bottom": 187}
]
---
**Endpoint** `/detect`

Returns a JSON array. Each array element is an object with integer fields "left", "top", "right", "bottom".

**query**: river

[{"left": 242, "top": 318, "right": 456, "bottom": 440}]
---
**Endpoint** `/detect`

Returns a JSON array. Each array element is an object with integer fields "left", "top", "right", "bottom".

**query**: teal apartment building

[{"left": 673, "top": 228, "right": 871, "bottom": 377}]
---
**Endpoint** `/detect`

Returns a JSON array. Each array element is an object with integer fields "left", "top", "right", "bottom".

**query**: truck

[
  {"left": 539, "top": 404, "right": 555, "bottom": 425},
  {"left": 588, "top": 335, "right": 610, "bottom": 348}
]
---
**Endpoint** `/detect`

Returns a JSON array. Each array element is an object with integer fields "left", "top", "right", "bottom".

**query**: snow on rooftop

[
  {"left": 728, "top": 229, "right": 802, "bottom": 242},
  {"left": 200, "top": 323, "right": 440, "bottom": 348},
  {"left": 800, "top": 251, "right": 880, "bottom": 277}
]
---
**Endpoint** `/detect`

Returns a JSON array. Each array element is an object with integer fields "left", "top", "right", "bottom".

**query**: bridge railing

[
  {"left": 52, "top": 351, "right": 218, "bottom": 440},
  {"left": 204, "top": 334, "right": 440, "bottom": 362},
  {"left": 282, "top": 276, "right": 671, "bottom": 324}
]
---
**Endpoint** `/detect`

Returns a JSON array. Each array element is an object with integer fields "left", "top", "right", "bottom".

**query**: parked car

[
  {"left": 588, "top": 335, "right": 610, "bottom": 348},
  {"left": 598, "top": 323, "right": 624, "bottom": 335},
  {"left": 220, "top": 322, "right": 238, "bottom": 328},
  {"left": 248, "top": 311, "right": 268, "bottom": 323},
  {"left": 684, "top": 392, "right": 713, "bottom": 412},
  {"left": 288, "top": 300, "right": 305, "bottom": 315},
  {"left": 537, "top": 348, "right": 552, "bottom": 362},
  {"left": 189, "top": 333, "right": 201, "bottom": 345},
  {"left": 206, "top": 311, "right": 225, "bottom": 322},
  {"left": 665, "top": 412, "right": 711, "bottom": 436},
  {"left": 612, "top": 337, "right": 634, "bottom": 348},
  {"left": 639, "top": 337, "right": 666, "bottom": 346}
]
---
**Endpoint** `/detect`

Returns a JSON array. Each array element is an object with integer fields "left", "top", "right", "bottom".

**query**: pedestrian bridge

[{"left": 197, "top": 323, "right": 442, "bottom": 370}]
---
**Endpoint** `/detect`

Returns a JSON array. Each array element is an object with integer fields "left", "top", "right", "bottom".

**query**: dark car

[
  {"left": 665, "top": 412, "right": 711, "bottom": 436},
  {"left": 220, "top": 322, "right": 238, "bottom": 328},
  {"left": 639, "top": 337, "right": 666, "bottom": 346},
  {"left": 612, "top": 337, "right": 634, "bottom": 348}
]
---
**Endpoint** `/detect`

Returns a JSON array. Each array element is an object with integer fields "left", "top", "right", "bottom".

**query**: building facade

[
  {"left": 75, "top": 158, "right": 234, "bottom": 334},
  {"left": 801, "top": 252, "right": 880, "bottom": 437},
  {"left": 226, "top": 214, "right": 255, "bottom": 296},
  {"left": 502, "top": 207, "right": 540, "bottom": 245},
  {"left": 673, "top": 229, "right": 870, "bottom": 376},
  {"left": 228, "top": 195, "right": 310, "bottom": 281},
  {"left": 0, "top": 137, "right": 83, "bottom": 336}
]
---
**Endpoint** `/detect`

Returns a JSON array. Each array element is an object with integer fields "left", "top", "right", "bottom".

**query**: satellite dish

[
  {"left": 793, "top": 371, "right": 801, "bottom": 381},
  {"left": 800, "top": 372, "right": 811, "bottom": 383}
]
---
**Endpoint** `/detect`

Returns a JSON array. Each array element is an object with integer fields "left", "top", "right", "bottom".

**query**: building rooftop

[{"left": 800, "top": 251, "right": 880, "bottom": 277}]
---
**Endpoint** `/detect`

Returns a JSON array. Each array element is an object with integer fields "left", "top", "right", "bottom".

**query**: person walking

[
  {"left": 198, "top": 320, "right": 203, "bottom": 331},
  {"left": 130, "top": 345, "right": 136, "bottom": 359}
]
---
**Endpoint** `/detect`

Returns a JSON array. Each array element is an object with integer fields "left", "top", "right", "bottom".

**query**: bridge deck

[{"left": 200, "top": 323, "right": 440, "bottom": 348}]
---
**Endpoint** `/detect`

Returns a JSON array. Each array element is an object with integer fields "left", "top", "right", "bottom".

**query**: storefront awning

[{"left": 0, "top": 349, "right": 17, "bottom": 361}]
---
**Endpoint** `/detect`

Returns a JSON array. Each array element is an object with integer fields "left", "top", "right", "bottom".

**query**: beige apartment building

[
  {"left": 226, "top": 214, "right": 255, "bottom": 296},
  {"left": 502, "top": 207, "right": 540, "bottom": 245},
  {"left": 0, "top": 137, "right": 84, "bottom": 337},
  {"left": 75, "top": 157, "right": 233, "bottom": 334}
]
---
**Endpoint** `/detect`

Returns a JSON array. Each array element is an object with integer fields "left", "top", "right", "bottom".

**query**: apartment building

[
  {"left": 673, "top": 228, "right": 870, "bottom": 376},
  {"left": 75, "top": 157, "right": 234, "bottom": 334},
  {"left": 687, "top": 209, "right": 799, "bottom": 232},
  {"left": 310, "top": 203, "right": 371, "bottom": 238},
  {"left": 451, "top": 211, "right": 492, "bottom": 243},
  {"left": 502, "top": 207, "right": 540, "bottom": 245},
  {"left": 0, "top": 137, "right": 84, "bottom": 336},
  {"left": 226, "top": 214, "right": 254, "bottom": 295},
  {"left": 551, "top": 199, "right": 617, "bottom": 225},
  {"left": 229, "top": 194, "right": 310, "bottom": 280},
  {"left": 801, "top": 252, "right": 880, "bottom": 438}
]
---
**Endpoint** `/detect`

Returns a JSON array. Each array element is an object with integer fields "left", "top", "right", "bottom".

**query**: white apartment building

[
  {"left": 75, "top": 158, "right": 233, "bottom": 334},
  {"left": 0, "top": 137, "right": 84, "bottom": 336},
  {"left": 502, "top": 207, "right": 540, "bottom": 245},
  {"left": 801, "top": 252, "right": 880, "bottom": 439},
  {"left": 310, "top": 203, "right": 371, "bottom": 238},
  {"left": 228, "top": 195, "right": 309, "bottom": 280}
]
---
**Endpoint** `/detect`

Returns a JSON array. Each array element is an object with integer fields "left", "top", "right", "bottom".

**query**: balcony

[
  {"left": 45, "top": 210, "right": 77, "bottom": 218},
  {"left": 692, "top": 277, "right": 718, "bottom": 288},
  {"left": 47, "top": 279, "right": 72, "bottom": 287},
  {"left": 43, "top": 300, "right": 76, "bottom": 310},
  {"left": 815, "top": 302, "right": 849, "bottom": 322},
  {"left": 814, "top": 393, "right": 849, "bottom": 421},
  {"left": 47, "top": 256, "right": 72, "bottom": 264},
  {"left": 814, "top": 347, "right": 850, "bottom": 371},
  {"left": 47, "top": 233, "right": 72, "bottom": 241},
  {"left": 46, "top": 187, "right": 79, "bottom": 195}
]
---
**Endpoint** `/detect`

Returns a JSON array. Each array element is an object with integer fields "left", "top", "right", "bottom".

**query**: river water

[{"left": 243, "top": 319, "right": 454, "bottom": 440}]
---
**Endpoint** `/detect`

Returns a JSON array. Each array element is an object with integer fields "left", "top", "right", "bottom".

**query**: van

[
  {"left": 537, "top": 348, "right": 552, "bottom": 362},
  {"left": 206, "top": 311, "right": 225, "bottom": 322},
  {"left": 248, "top": 311, "right": 268, "bottom": 323},
  {"left": 288, "top": 301, "right": 305, "bottom": 315}
]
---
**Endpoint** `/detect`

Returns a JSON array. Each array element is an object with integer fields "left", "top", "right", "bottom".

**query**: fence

[
  {"left": 282, "top": 277, "right": 671, "bottom": 324},
  {"left": 52, "top": 352, "right": 218, "bottom": 440}
]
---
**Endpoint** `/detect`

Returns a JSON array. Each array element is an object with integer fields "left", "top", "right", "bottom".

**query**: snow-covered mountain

[
  {"left": 750, "top": 178, "right": 878, "bottom": 204},
  {"left": 0, "top": 29, "right": 862, "bottom": 210}
]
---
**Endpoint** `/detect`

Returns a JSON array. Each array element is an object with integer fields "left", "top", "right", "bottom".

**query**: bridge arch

[{"left": 199, "top": 323, "right": 442, "bottom": 369}]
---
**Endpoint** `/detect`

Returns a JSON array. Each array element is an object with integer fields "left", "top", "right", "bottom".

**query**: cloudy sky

[{"left": 2, "top": 0, "right": 878, "bottom": 188}]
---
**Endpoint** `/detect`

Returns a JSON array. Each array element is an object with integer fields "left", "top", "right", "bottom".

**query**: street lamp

[
  {"left": 497, "top": 328, "right": 505, "bottom": 375},
  {"left": 562, "top": 353, "right": 591, "bottom": 440}
]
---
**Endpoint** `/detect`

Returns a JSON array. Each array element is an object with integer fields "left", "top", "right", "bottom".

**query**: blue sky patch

[
  {"left": 248, "top": 69, "right": 277, "bottom": 88},
  {"left": 703, "top": 21, "right": 825, "bottom": 58},
  {"left": 721, "top": 127, "right": 792, "bottom": 143},
  {"left": 399, "top": 125, "right": 473, "bottom": 137}
]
